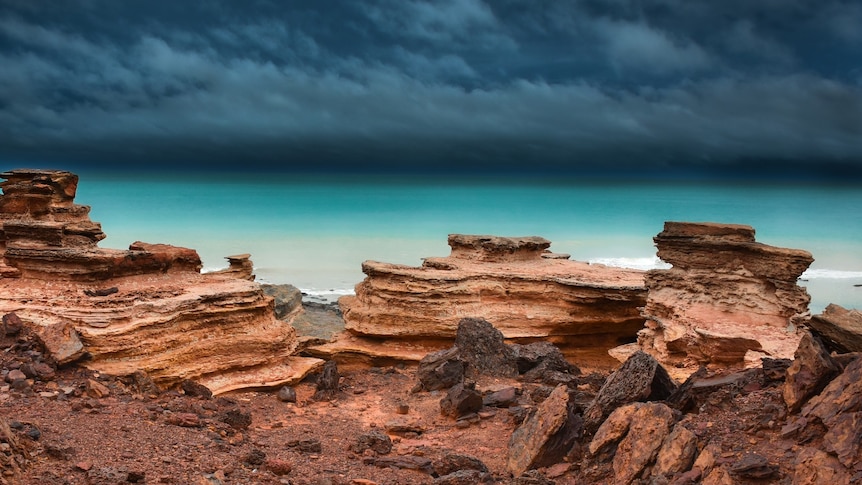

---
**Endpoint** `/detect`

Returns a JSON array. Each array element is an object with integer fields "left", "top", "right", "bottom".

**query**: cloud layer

[{"left": 1, "top": 0, "right": 861, "bottom": 178}]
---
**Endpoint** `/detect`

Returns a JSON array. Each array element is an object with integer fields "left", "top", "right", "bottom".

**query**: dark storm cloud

[{"left": 0, "top": 0, "right": 860, "bottom": 178}]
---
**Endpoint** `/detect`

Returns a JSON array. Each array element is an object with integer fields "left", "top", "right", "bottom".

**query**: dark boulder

[
  {"left": 454, "top": 317, "right": 518, "bottom": 378},
  {"left": 415, "top": 347, "right": 466, "bottom": 392},
  {"left": 583, "top": 351, "right": 677, "bottom": 435},
  {"left": 312, "top": 360, "right": 340, "bottom": 401},
  {"left": 440, "top": 382, "right": 483, "bottom": 419}
]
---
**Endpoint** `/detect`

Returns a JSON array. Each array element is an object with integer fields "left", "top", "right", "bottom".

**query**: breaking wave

[
  {"left": 800, "top": 269, "right": 862, "bottom": 280},
  {"left": 588, "top": 256, "right": 671, "bottom": 271},
  {"left": 589, "top": 258, "right": 862, "bottom": 281}
]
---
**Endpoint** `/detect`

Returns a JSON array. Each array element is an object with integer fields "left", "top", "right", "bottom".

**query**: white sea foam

[
  {"left": 588, "top": 256, "right": 672, "bottom": 271},
  {"left": 801, "top": 269, "right": 862, "bottom": 280},
  {"left": 300, "top": 288, "right": 356, "bottom": 297}
]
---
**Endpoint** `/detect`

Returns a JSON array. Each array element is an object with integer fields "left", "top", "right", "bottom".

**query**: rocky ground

[{"left": 2, "top": 304, "right": 860, "bottom": 485}]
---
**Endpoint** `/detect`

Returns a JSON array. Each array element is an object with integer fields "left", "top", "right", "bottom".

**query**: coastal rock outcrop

[
  {"left": 808, "top": 304, "right": 862, "bottom": 353},
  {"left": 633, "top": 222, "right": 813, "bottom": 374},
  {"left": 0, "top": 169, "right": 321, "bottom": 394},
  {"left": 323, "top": 234, "right": 646, "bottom": 364}
]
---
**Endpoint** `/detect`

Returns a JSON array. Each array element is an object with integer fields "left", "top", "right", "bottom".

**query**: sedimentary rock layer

[
  {"left": 636, "top": 222, "right": 813, "bottom": 371},
  {"left": 332, "top": 234, "right": 646, "bottom": 362},
  {"left": 0, "top": 169, "right": 320, "bottom": 393}
]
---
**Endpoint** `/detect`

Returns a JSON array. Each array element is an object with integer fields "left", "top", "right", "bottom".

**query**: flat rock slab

[
  {"left": 507, "top": 385, "right": 581, "bottom": 476},
  {"left": 196, "top": 357, "right": 325, "bottom": 395},
  {"left": 809, "top": 304, "right": 862, "bottom": 353}
]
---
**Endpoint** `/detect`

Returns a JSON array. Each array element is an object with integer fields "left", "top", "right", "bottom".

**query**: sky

[{"left": 1, "top": 0, "right": 861, "bottom": 179}]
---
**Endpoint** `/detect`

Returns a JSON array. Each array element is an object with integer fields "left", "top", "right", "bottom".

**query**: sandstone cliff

[
  {"left": 0, "top": 169, "right": 321, "bottom": 394},
  {"left": 323, "top": 234, "right": 647, "bottom": 365},
  {"left": 632, "top": 222, "right": 813, "bottom": 374}
]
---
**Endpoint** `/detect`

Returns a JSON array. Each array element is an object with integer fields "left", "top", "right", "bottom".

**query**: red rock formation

[
  {"left": 632, "top": 222, "right": 813, "bottom": 374},
  {"left": 0, "top": 169, "right": 321, "bottom": 394},
  {"left": 322, "top": 234, "right": 646, "bottom": 366}
]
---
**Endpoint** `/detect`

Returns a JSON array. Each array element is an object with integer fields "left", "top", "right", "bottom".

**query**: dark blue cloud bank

[{"left": 1, "top": 0, "right": 861, "bottom": 179}]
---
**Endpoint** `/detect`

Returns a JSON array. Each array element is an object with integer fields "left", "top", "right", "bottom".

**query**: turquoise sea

[{"left": 72, "top": 172, "right": 862, "bottom": 313}]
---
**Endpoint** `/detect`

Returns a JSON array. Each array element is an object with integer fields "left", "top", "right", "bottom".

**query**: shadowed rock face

[
  {"left": 634, "top": 222, "right": 814, "bottom": 375},
  {"left": 330, "top": 234, "right": 647, "bottom": 363},
  {"left": 0, "top": 169, "right": 321, "bottom": 394}
]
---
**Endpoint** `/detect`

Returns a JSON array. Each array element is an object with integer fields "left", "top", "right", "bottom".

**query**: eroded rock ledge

[
  {"left": 632, "top": 221, "right": 814, "bottom": 374},
  {"left": 0, "top": 169, "right": 321, "bottom": 394},
  {"left": 321, "top": 234, "right": 647, "bottom": 365}
]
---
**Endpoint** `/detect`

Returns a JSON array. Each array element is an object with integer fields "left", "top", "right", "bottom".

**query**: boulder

[
  {"left": 808, "top": 304, "right": 862, "bottom": 353},
  {"left": 729, "top": 453, "right": 777, "bottom": 480},
  {"left": 351, "top": 430, "right": 392, "bottom": 455},
  {"left": 261, "top": 284, "right": 303, "bottom": 320},
  {"left": 654, "top": 423, "right": 698, "bottom": 477},
  {"left": 589, "top": 402, "right": 677, "bottom": 485},
  {"left": 331, "top": 234, "right": 647, "bottom": 363},
  {"left": 1, "top": 312, "right": 22, "bottom": 335},
  {"left": 312, "top": 360, "right": 340, "bottom": 401},
  {"left": 784, "top": 331, "right": 839, "bottom": 412},
  {"left": 440, "top": 382, "right": 483, "bottom": 419},
  {"left": 454, "top": 317, "right": 518, "bottom": 378},
  {"left": 792, "top": 447, "right": 853, "bottom": 485},
  {"left": 801, "top": 356, "right": 862, "bottom": 468},
  {"left": 507, "top": 385, "right": 583, "bottom": 476},
  {"left": 512, "top": 341, "right": 581, "bottom": 383},
  {"left": 0, "top": 169, "right": 322, "bottom": 394},
  {"left": 633, "top": 222, "right": 813, "bottom": 375},
  {"left": 432, "top": 453, "right": 489, "bottom": 476},
  {"left": 415, "top": 347, "right": 466, "bottom": 392},
  {"left": 27, "top": 317, "right": 85, "bottom": 365},
  {"left": 583, "top": 351, "right": 677, "bottom": 434}
]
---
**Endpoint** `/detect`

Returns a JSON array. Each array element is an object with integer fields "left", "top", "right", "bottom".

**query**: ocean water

[{"left": 72, "top": 172, "right": 862, "bottom": 313}]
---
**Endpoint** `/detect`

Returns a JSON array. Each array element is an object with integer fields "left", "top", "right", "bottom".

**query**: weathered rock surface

[
  {"left": 588, "top": 401, "right": 680, "bottom": 485},
  {"left": 0, "top": 169, "right": 322, "bottom": 393},
  {"left": 809, "top": 304, "right": 862, "bottom": 353},
  {"left": 635, "top": 222, "right": 814, "bottom": 375},
  {"left": 453, "top": 317, "right": 518, "bottom": 378},
  {"left": 792, "top": 447, "right": 853, "bottom": 485},
  {"left": 207, "top": 253, "right": 255, "bottom": 281},
  {"left": 783, "top": 331, "right": 839, "bottom": 413},
  {"left": 654, "top": 423, "right": 698, "bottom": 477},
  {"left": 332, "top": 234, "right": 646, "bottom": 363},
  {"left": 507, "top": 385, "right": 582, "bottom": 476},
  {"left": 800, "top": 355, "right": 862, "bottom": 468},
  {"left": 583, "top": 350, "right": 677, "bottom": 434},
  {"left": 440, "top": 382, "right": 483, "bottom": 419}
]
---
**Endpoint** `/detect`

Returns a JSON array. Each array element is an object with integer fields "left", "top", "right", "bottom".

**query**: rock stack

[
  {"left": 321, "top": 234, "right": 647, "bottom": 365},
  {"left": 0, "top": 169, "right": 321, "bottom": 394},
  {"left": 634, "top": 222, "right": 814, "bottom": 373}
]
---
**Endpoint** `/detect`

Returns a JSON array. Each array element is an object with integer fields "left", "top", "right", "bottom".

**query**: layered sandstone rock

[
  {"left": 634, "top": 222, "right": 813, "bottom": 373},
  {"left": 0, "top": 169, "right": 321, "bottom": 394},
  {"left": 323, "top": 234, "right": 647, "bottom": 365}
]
